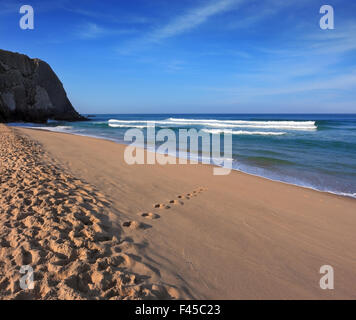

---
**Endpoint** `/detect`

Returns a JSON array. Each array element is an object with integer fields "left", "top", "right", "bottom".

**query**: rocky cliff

[{"left": 0, "top": 49, "right": 85, "bottom": 123}]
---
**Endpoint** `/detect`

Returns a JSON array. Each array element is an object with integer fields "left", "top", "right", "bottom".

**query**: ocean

[{"left": 11, "top": 114, "right": 356, "bottom": 198}]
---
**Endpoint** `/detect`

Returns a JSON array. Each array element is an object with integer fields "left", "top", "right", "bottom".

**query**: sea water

[{"left": 11, "top": 114, "right": 356, "bottom": 198}]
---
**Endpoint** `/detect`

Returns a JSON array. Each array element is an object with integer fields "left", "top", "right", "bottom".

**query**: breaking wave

[
  {"left": 202, "top": 129, "right": 286, "bottom": 136},
  {"left": 108, "top": 118, "right": 317, "bottom": 131}
]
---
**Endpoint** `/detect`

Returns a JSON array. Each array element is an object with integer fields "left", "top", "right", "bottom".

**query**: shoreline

[
  {"left": 10, "top": 125, "right": 356, "bottom": 299},
  {"left": 16, "top": 125, "right": 356, "bottom": 200}
]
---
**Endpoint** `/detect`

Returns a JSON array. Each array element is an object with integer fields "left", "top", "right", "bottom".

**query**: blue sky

[{"left": 1, "top": 0, "right": 356, "bottom": 113}]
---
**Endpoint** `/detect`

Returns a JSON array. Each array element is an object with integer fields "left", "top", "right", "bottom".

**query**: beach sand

[{"left": 1, "top": 124, "right": 356, "bottom": 299}]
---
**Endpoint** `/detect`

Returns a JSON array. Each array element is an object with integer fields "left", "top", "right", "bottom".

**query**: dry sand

[
  {"left": 1, "top": 125, "right": 356, "bottom": 299},
  {"left": 0, "top": 125, "right": 178, "bottom": 299}
]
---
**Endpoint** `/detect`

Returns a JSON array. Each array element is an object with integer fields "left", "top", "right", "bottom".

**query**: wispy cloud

[
  {"left": 200, "top": 18, "right": 356, "bottom": 102},
  {"left": 224, "top": 0, "right": 309, "bottom": 30},
  {"left": 117, "top": 0, "right": 243, "bottom": 54},
  {"left": 76, "top": 22, "right": 136, "bottom": 39},
  {"left": 146, "top": 0, "right": 242, "bottom": 42},
  {"left": 238, "top": 72, "right": 356, "bottom": 97},
  {"left": 76, "top": 22, "right": 107, "bottom": 39},
  {"left": 305, "top": 23, "right": 356, "bottom": 55}
]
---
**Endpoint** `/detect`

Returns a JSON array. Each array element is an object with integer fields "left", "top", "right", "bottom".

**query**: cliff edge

[{"left": 0, "top": 49, "right": 85, "bottom": 123}]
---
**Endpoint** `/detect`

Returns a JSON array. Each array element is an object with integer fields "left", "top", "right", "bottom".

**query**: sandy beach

[{"left": 1, "top": 124, "right": 355, "bottom": 299}]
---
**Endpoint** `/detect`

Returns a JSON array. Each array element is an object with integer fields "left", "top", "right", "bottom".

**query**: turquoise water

[{"left": 12, "top": 114, "right": 356, "bottom": 198}]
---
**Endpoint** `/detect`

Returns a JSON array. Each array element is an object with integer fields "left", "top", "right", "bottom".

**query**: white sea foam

[
  {"left": 166, "top": 118, "right": 317, "bottom": 130},
  {"left": 108, "top": 118, "right": 317, "bottom": 131},
  {"left": 202, "top": 129, "right": 286, "bottom": 136},
  {"left": 29, "top": 126, "right": 73, "bottom": 132},
  {"left": 108, "top": 123, "right": 153, "bottom": 129},
  {"left": 167, "top": 118, "right": 315, "bottom": 125},
  {"left": 108, "top": 119, "right": 147, "bottom": 124}
]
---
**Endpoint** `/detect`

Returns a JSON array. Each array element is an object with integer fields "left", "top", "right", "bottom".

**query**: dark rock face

[{"left": 0, "top": 49, "right": 85, "bottom": 123}]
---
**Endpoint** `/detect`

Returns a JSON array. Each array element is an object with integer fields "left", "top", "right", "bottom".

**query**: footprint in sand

[
  {"left": 177, "top": 194, "right": 191, "bottom": 200},
  {"left": 176, "top": 187, "right": 207, "bottom": 200},
  {"left": 140, "top": 212, "right": 160, "bottom": 220},
  {"left": 169, "top": 200, "right": 183, "bottom": 205},
  {"left": 154, "top": 203, "right": 170, "bottom": 209},
  {"left": 122, "top": 220, "right": 151, "bottom": 230}
]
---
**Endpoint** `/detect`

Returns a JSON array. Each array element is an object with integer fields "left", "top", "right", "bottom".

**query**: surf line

[{"left": 123, "top": 122, "right": 233, "bottom": 176}]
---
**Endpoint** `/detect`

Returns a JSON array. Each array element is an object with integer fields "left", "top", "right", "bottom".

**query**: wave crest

[
  {"left": 202, "top": 129, "right": 286, "bottom": 136},
  {"left": 108, "top": 118, "right": 317, "bottom": 131}
]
